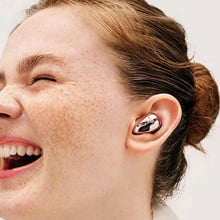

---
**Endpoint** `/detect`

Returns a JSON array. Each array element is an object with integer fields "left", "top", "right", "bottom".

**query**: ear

[{"left": 126, "top": 94, "right": 182, "bottom": 152}]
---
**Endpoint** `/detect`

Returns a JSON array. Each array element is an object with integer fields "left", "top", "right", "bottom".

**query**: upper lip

[{"left": 0, "top": 135, "right": 40, "bottom": 148}]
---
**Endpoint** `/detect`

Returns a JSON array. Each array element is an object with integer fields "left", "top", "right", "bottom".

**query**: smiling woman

[{"left": 0, "top": 0, "right": 219, "bottom": 220}]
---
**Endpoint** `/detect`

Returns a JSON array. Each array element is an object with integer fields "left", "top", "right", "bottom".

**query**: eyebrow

[{"left": 17, "top": 53, "right": 65, "bottom": 75}]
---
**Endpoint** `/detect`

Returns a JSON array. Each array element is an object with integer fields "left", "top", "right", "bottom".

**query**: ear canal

[{"left": 132, "top": 114, "right": 162, "bottom": 135}]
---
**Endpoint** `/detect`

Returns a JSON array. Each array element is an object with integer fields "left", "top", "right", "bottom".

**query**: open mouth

[{"left": 0, "top": 146, "right": 42, "bottom": 170}]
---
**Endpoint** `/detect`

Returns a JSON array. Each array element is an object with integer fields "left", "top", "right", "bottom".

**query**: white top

[{"left": 154, "top": 204, "right": 179, "bottom": 220}]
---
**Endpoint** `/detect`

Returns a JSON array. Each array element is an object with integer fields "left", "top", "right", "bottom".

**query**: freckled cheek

[{"left": 23, "top": 89, "right": 108, "bottom": 154}]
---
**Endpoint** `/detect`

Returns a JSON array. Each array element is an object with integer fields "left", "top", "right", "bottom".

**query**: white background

[{"left": 0, "top": 0, "right": 219, "bottom": 219}]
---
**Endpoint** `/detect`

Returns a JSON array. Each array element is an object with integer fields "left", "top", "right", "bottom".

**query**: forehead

[{"left": 2, "top": 6, "right": 108, "bottom": 67}]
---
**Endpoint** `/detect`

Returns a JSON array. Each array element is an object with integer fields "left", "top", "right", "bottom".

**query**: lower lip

[{"left": 0, "top": 161, "right": 39, "bottom": 179}]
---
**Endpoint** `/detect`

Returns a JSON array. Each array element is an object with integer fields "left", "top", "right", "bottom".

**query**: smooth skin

[{"left": 0, "top": 6, "right": 181, "bottom": 220}]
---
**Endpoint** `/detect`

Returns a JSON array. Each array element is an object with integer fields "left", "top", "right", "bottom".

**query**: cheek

[
  {"left": 22, "top": 84, "right": 125, "bottom": 156},
  {"left": 17, "top": 83, "right": 132, "bottom": 208}
]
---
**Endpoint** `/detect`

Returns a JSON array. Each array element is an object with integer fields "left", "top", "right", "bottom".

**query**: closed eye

[{"left": 31, "top": 75, "right": 57, "bottom": 85}]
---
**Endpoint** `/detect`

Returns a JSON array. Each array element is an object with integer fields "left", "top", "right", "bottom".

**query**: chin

[{"left": 0, "top": 157, "right": 49, "bottom": 220}]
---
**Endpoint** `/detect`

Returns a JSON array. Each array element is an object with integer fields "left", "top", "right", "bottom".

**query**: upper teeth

[{"left": 0, "top": 146, "right": 42, "bottom": 158}]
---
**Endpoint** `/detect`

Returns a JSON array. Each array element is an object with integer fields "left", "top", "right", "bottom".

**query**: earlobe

[{"left": 126, "top": 94, "right": 182, "bottom": 152}]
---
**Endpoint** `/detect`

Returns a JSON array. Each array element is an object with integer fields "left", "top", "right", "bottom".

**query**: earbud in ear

[{"left": 132, "top": 114, "right": 161, "bottom": 135}]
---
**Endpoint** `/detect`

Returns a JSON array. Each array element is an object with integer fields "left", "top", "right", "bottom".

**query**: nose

[{"left": 0, "top": 86, "right": 22, "bottom": 119}]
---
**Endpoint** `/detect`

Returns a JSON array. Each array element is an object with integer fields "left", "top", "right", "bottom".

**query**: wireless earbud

[{"left": 132, "top": 114, "right": 161, "bottom": 135}]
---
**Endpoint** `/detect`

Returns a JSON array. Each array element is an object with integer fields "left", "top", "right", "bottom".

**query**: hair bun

[{"left": 185, "top": 63, "right": 219, "bottom": 150}]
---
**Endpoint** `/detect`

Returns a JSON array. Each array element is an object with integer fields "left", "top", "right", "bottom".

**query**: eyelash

[{"left": 30, "top": 75, "right": 57, "bottom": 85}]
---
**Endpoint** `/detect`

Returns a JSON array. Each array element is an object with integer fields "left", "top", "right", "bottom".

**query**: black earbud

[{"left": 132, "top": 114, "right": 161, "bottom": 135}]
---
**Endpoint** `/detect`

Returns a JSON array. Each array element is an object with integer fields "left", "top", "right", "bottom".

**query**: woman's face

[{"left": 0, "top": 6, "right": 135, "bottom": 219}]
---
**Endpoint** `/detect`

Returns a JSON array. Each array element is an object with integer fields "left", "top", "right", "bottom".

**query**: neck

[{"left": 66, "top": 189, "right": 153, "bottom": 220}]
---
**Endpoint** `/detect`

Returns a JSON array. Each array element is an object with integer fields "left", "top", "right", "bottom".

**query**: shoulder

[{"left": 153, "top": 203, "right": 179, "bottom": 220}]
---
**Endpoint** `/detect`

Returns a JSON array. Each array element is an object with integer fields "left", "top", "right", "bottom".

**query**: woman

[{"left": 0, "top": 0, "right": 219, "bottom": 219}]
